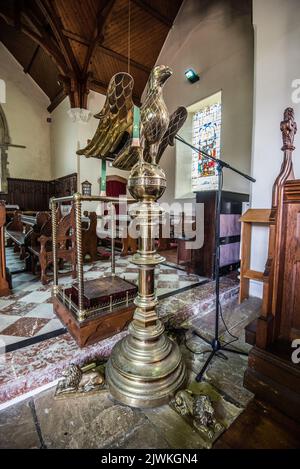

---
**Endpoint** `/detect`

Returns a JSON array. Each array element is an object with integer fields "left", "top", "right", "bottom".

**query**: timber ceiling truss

[{"left": 0, "top": 0, "right": 183, "bottom": 112}]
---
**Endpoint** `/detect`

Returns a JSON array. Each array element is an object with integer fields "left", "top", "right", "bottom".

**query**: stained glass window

[{"left": 191, "top": 101, "right": 222, "bottom": 191}]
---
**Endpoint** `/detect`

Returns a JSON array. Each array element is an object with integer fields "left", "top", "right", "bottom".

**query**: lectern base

[{"left": 106, "top": 321, "right": 186, "bottom": 408}]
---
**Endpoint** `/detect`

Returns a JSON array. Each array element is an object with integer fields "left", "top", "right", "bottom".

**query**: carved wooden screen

[{"left": 278, "top": 180, "right": 300, "bottom": 341}]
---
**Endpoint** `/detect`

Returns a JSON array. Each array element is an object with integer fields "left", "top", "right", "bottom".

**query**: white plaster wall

[
  {"left": 50, "top": 97, "right": 77, "bottom": 180},
  {"left": 0, "top": 43, "right": 51, "bottom": 180},
  {"left": 50, "top": 91, "right": 130, "bottom": 197},
  {"left": 250, "top": 0, "right": 300, "bottom": 297},
  {"left": 155, "top": 0, "right": 254, "bottom": 205}
]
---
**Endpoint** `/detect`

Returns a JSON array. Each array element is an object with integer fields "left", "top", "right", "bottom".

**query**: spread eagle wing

[
  {"left": 112, "top": 144, "right": 141, "bottom": 171},
  {"left": 77, "top": 72, "right": 134, "bottom": 159},
  {"left": 155, "top": 106, "right": 188, "bottom": 163}
]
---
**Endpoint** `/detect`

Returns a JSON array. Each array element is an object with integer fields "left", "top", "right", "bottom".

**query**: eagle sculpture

[{"left": 77, "top": 65, "right": 187, "bottom": 170}]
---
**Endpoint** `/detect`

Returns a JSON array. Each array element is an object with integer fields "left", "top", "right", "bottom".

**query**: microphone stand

[{"left": 175, "top": 134, "right": 256, "bottom": 381}]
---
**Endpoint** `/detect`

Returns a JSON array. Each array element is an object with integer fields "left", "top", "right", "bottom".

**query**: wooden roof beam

[
  {"left": 47, "top": 88, "right": 66, "bottom": 113},
  {"left": 89, "top": 78, "right": 109, "bottom": 95},
  {"left": 61, "top": 29, "right": 90, "bottom": 47},
  {"left": 132, "top": 0, "right": 173, "bottom": 27},
  {"left": 0, "top": 9, "right": 68, "bottom": 75},
  {"left": 13, "top": 0, "right": 24, "bottom": 30},
  {"left": 98, "top": 45, "right": 150, "bottom": 74},
  {"left": 35, "top": 0, "right": 80, "bottom": 77},
  {"left": 24, "top": 44, "right": 40, "bottom": 74},
  {"left": 82, "top": 0, "right": 116, "bottom": 76},
  {"left": 21, "top": 7, "right": 50, "bottom": 37},
  {"left": 60, "top": 28, "right": 151, "bottom": 75}
]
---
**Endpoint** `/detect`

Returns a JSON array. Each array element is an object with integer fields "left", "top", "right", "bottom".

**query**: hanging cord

[
  {"left": 219, "top": 302, "right": 239, "bottom": 346},
  {"left": 127, "top": 0, "right": 131, "bottom": 74}
]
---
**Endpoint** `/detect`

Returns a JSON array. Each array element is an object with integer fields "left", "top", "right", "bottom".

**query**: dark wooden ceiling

[{"left": 0, "top": 0, "right": 183, "bottom": 112}]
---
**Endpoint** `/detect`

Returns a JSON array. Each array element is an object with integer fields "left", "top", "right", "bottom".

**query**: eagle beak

[{"left": 160, "top": 67, "right": 173, "bottom": 84}]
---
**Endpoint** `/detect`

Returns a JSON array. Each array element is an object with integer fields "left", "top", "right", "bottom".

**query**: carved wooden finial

[
  {"left": 272, "top": 107, "right": 297, "bottom": 210},
  {"left": 280, "top": 107, "right": 297, "bottom": 151}
]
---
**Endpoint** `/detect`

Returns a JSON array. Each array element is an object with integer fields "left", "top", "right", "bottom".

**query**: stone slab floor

[{"left": 0, "top": 298, "right": 262, "bottom": 449}]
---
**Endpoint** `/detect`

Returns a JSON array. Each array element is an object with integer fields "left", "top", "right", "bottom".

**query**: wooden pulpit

[{"left": 244, "top": 108, "right": 300, "bottom": 421}]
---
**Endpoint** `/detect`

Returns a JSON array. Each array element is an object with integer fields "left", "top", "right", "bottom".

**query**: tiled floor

[
  {"left": 0, "top": 298, "right": 263, "bottom": 449},
  {"left": 0, "top": 273, "right": 240, "bottom": 405},
  {"left": 0, "top": 247, "right": 205, "bottom": 352}
]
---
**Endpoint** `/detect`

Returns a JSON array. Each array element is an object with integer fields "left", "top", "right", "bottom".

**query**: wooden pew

[
  {"left": 82, "top": 211, "right": 98, "bottom": 262},
  {"left": 28, "top": 208, "right": 97, "bottom": 284},
  {"left": 97, "top": 214, "right": 138, "bottom": 257},
  {"left": 6, "top": 211, "right": 27, "bottom": 259},
  {"left": 5, "top": 211, "right": 49, "bottom": 260},
  {"left": 28, "top": 208, "right": 76, "bottom": 285}
]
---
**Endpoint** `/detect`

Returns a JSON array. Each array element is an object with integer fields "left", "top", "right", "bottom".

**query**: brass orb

[{"left": 128, "top": 161, "right": 166, "bottom": 201}]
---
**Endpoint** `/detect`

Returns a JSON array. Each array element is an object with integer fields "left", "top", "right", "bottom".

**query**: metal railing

[{"left": 51, "top": 192, "right": 135, "bottom": 322}]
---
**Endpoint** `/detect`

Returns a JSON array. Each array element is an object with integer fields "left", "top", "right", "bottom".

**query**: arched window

[
  {"left": 175, "top": 91, "right": 222, "bottom": 198},
  {"left": 191, "top": 96, "right": 222, "bottom": 192}
]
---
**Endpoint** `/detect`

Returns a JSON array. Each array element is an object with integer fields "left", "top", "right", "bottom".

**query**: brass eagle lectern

[{"left": 78, "top": 65, "right": 187, "bottom": 408}]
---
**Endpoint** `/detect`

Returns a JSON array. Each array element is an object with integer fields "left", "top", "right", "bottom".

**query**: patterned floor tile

[
  {"left": 20, "top": 281, "right": 46, "bottom": 292},
  {"left": 0, "top": 317, "right": 50, "bottom": 338},
  {"left": 0, "top": 315, "right": 22, "bottom": 333},
  {"left": 178, "top": 280, "right": 201, "bottom": 288},
  {"left": 0, "top": 299, "right": 15, "bottom": 310},
  {"left": 158, "top": 274, "right": 181, "bottom": 282},
  {"left": 121, "top": 272, "right": 137, "bottom": 280},
  {"left": 1, "top": 246, "right": 206, "bottom": 352},
  {"left": 14, "top": 273, "right": 35, "bottom": 283},
  {"left": 21, "top": 291, "right": 52, "bottom": 304},
  {"left": 83, "top": 270, "right": 105, "bottom": 280},
  {"left": 0, "top": 302, "right": 38, "bottom": 317},
  {"left": 157, "top": 280, "right": 180, "bottom": 290},
  {"left": 25, "top": 303, "right": 55, "bottom": 320},
  {"left": 37, "top": 318, "right": 64, "bottom": 336},
  {"left": 157, "top": 288, "right": 175, "bottom": 296}
]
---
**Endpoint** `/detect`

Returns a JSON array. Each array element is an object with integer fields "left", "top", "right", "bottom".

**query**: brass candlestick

[{"left": 106, "top": 159, "right": 186, "bottom": 408}]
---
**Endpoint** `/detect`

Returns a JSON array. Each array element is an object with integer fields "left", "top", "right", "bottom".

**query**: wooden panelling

[
  {"left": 140, "top": 0, "right": 183, "bottom": 21},
  {"left": 279, "top": 202, "right": 300, "bottom": 340},
  {"left": 102, "top": 0, "right": 170, "bottom": 69},
  {"left": 5, "top": 178, "right": 51, "bottom": 212},
  {"left": 0, "top": 173, "right": 77, "bottom": 212},
  {"left": 55, "top": 0, "right": 100, "bottom": 39},
  {"left": 53, "top": 173, "right": 78, "bottom": 199},
  {"left": 193, "top": 190, "right": 249, "bottom": 278},
  {"left": 91, "top": 47, "right": 148, "bottom": 97}
]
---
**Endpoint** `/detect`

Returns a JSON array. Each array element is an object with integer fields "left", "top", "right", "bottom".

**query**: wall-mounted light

[
  {"left": 81, "top": 180, "right": 92, "bottom": 196},
  {"left": 185, "top": 68, "right": 199, "bottom": 83}
]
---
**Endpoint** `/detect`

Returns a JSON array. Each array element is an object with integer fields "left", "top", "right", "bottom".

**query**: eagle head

[{"left": 149, "top": 65, "right": 173, "bottom": 89}]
